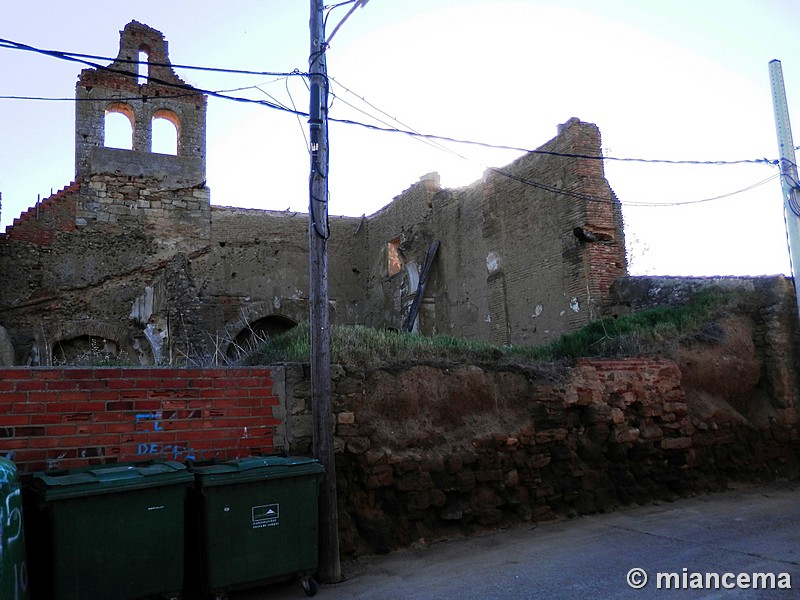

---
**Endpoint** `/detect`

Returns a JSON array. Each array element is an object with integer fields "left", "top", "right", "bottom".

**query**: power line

[
  {"left": 0, "top": 37, "right": 305, "bottom": 78},
  {"left": 0, "top": 83, "right": 278, "bottom": 103},
  {"left": 328, "top": 116, "right": 778, "bottom": 166},
  {"left": 327, "top": 82, "right": 470, "bottom": 161},
  {"left": 324, "top": 78, "right": 783, "bottom": 210},
  {"left": 0, "top": 31, "right": 785, "bottom": 216},
  {"left": 2, "top": 66, "right": 779, "bottom": 211},
  {"left": 0, "top": 38, "right": 309, "bottom": 117},
  {"left": 285, "top": 77, "right": 311, "bottom": 152},
  {"left": 622, "top": 174, "right": 780, "bottom": 207},
  {"left": 0, "top": 36, "right": 780, "bottom": 169},
  {"left": 253, "top": 83, "right": 295, "bottom": 113}
]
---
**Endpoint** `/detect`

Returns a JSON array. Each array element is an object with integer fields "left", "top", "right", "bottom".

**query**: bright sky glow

[{"left": 1, "top": 0, "right": 798, "bottom": 276}]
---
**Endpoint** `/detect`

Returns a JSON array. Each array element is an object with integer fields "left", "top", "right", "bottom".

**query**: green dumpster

[
  {"left": 26, "top": 460, "right": 193, "bottom": 600},
  {"left": 189, "top": 456, "right": 325, "bottom": 598},
  {"left": 0, "top": 457, "right": 29, "bottom": 600}
]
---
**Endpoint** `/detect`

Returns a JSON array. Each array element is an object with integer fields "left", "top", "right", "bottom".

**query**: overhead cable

[
  {"left": 0, "top": 37, "right": 304, "bottom": 78},
  {"left": 0, "top": 36, "right": 779, "bottom": 168},
  {"left": 622, "top": 174, "right": 780, "bottom": 207}
]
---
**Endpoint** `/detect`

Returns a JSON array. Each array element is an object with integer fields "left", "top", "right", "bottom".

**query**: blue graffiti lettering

[
  {"left": 136, "top": 441, "right": 200, "bottom": 462},
  {"left": 134, "top": 412, "right": 163, "bottom": 432}
]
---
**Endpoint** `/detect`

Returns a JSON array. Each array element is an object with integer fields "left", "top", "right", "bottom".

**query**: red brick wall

[
  {"left": 0, "top": 367, "right": 282, "bottom": 474},
  {"left": 0, "top": 182, "right": 79, "bottom": 244}
]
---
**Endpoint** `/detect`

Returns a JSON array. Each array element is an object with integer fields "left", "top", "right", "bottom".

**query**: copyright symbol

[{"left": 627, "top": 567, "right": 648, "bottom": 589}]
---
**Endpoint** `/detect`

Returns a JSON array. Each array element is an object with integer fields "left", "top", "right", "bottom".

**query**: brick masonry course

[{"left": 0, "top": 366, "right": 285, "bottom": 472}]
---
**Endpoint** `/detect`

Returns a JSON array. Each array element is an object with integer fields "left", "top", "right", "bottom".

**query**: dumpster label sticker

[{"left": 252, "top": 504, "right": 280, "bottom": 528}]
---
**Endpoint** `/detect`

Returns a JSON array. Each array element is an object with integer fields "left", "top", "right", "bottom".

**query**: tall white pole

[{"left": 769, "top": 59, "right": 800, "bottom": 315}]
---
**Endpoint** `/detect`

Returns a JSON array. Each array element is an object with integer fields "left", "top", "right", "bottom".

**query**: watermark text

[{"left": 627, "top": 567, "right": 792, "bottom": 591}]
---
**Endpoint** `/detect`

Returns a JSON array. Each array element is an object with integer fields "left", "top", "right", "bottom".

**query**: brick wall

[
  {"left": 0, "top": 366, "right": 284, "bottom": 474},
  {"left": 0, "top": 182, "right": 80, "bottom": 244}
]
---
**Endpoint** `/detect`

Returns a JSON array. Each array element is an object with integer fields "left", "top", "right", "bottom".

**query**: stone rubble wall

[{"left": 284, "top": 357, "right": 799, "bottom": 555}]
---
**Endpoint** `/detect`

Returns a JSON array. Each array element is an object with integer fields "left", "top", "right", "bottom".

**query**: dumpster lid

[
  {"left": 191, "top": 455, "right": 324, "bottom": 485},
  {"left": 32, "top": 461, "right": 193, "bottom": 499}
]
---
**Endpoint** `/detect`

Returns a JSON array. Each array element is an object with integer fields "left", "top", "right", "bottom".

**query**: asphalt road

[{"left": 234, "top": 482, "right": 800, "bottom": 599}]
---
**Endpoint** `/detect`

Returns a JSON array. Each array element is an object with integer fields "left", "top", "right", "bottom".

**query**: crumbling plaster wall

[
  {"left": 0, "top": 119, "right": 625, "bottom": 363},
  {"left": 361, "top": 118, "right": 627, "bottom": 345},
  {"left": 0, "top": 174, "right": 215, "bottom": 365},
  {"left": 0, "top": 21, "right": 627, "bottom": 365},
  {"left": 195, "top": 207, "right": 368, "bottom": 354}
]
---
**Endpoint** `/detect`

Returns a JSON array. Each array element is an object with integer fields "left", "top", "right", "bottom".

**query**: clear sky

[{"left": 1, "top": 0, "right": 798, "bottom": 276}]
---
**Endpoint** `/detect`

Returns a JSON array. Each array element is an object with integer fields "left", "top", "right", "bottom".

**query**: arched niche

[
  {"left": 52, "top": 335, "right": 126, "bottom": 366},
  {"left": 226, "top": 315, "right": 299, "bottom": 361}
]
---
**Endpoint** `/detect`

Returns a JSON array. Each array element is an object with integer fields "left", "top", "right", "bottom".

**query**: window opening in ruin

[
  {"left": 104, "top": 103, "right": 135, "bottom": 150},
  {"left": 226, "top": 316, "right": 298, "bottom": 361},
  {"left": 387, "top": 237, "right": 404, "bottom": 276},
  {"left": 152, "top": 109, "right": 180, "bottom": 155},
  {"left": 52, "top": 335, "right": 126, "bottom": 366},
  {"left": 137, "top": 49, "right": 149, "bottom": 86}
]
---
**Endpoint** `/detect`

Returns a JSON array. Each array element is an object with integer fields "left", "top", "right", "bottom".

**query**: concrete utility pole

[
  {"left": 769, "top": 59, "right": 800, "bottom": 317},
  {"left": 308, "top": 0, "right": 340, "bottom": 585}
]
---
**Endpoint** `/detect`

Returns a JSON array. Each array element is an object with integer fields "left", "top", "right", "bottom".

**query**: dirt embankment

[{"left": 286, "top": 320, "right": 798, "bottom": 555}]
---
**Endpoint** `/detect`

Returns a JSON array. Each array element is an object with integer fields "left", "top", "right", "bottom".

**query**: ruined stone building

[{"left": 0, "top": 21, "right": 627, "bottom": 366}]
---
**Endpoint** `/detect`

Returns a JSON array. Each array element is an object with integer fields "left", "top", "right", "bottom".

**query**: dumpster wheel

[{"left": 301, "top": 577, "right": 318, "bottom": 597}]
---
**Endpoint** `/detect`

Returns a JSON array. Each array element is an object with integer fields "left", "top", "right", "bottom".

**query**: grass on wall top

[{"left": 243, "top": 287, "right": 737, "bottom": 368}]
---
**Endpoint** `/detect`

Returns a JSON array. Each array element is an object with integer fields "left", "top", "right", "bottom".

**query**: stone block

[
  {"left": 365, "top": 465, "right": 394, "bottom": 490},
  {"left": 365, "top": 451, "right": 386, "bottom": 464},
  {"left": 430, "top": 489, "right": 447, "bottom": 508},
  {"left": 475, "top": 469, "right": 503, "bottom": 483},
  {"left": 639, "top": 424, "right": 663, "bottom": 440},
  {"left": 440, "top": 504, "right": 464, "bottom": 521},
  {"left": 346, "top": 436, "right": 371, "bottom": 455},
  {"left": 534, "top": 428, "right": 567, "bottom": 444},
  {"left": 504, "top": 468, "right": 519, "bottom": 487},
  {"left": 396, "top": 471, "right": 433, "bottom": 492},
  {"left": 584, "top": 404, "right": 612, "bottom": 424},
  {"left": 664, "top": 402, "right": 688, "bottom": 417},
  {"left": 477, "top": 509, "right": 503, "bottom": 525},
  {"left": 337, "top": 411, "right": 356, "bottom": 425},
  {"left": 528, "top": 453, "right": 551, "bottom": 469},
  {"left": 613, "top": 426, "right": 640, "bottom": 443},
  {"left": 405, "top": 491, "right": 432, "bottom": 512},
  {"left": 445, "top": 454, "right": 463, "bottom": 473},
  {"left": 639, "top": 403, "right": 663, "bottom": 418},
  {"left": 661, "top": 436, "right": 692, "bottom": 450},
  {"left": 456, "top": 470, "right": 476, "bottom": 492},
  {"left": 336, "top": 424, "right": 360, "bottom": 437},
  {"left": 333, "top": 436, "right": 346, "bottom": 453},
  {"left": 423, "top": 455, "right": 445, "bottom": 473}
]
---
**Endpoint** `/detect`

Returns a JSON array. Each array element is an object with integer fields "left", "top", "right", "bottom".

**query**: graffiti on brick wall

[
  {"left": 0, "top": 368, "right": 280, "bottom": 473},
  {"left": 133, "top": 411, "right": 205, "bottom": 462},
  {"left": 136, "top": 441, "right": 200, "bottom": 461},
  {"left": 0, "top": 459, "right": 28, "bottom": 600}
]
